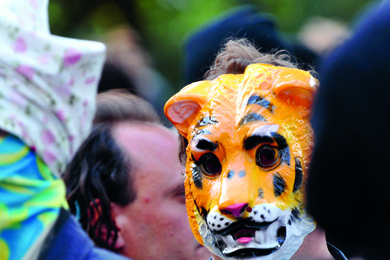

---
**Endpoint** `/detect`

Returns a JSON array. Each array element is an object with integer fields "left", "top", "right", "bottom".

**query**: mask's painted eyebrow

[
  {"left": 191, "top": 136, "right": 218, "bottom": 152},
  {"left": 272, "top": 132, "right": 288, "bottom": 149},
  {"left": 243, "top": 124, "right": 280, "bottom": 151},
  {"left": 244, "top": 135, "right": 273, "bottom": 150}
]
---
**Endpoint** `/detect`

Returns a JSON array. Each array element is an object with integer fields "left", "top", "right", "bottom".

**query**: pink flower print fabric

[
  {"left": 63, "top": 48, "right": 82, "bottom": 67},
  {"left": 13, "top": 37, "right": 28, "bottom": 53},
  {"left": 0, "top": 0, "right": 106, "bottom": 177},
  {"left": 15, "top": 65, "right": 35, "bottom": 80}
]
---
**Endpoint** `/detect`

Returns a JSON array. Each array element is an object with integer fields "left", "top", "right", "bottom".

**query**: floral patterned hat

[{"left": 0, "top": 0, "right": 106, "bottom": 176}]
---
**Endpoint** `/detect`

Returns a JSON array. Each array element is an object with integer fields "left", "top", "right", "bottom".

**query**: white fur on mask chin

[{"left": 197, "top": 206, "right": 316, "bottom": 260}]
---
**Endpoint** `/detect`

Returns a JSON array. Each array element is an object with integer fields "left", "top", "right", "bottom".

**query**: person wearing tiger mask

[{"left": 165, "top": 39, "right": 347, "bottom": 260}]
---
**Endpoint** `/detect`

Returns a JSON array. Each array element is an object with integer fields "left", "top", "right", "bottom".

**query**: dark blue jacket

[
  {"left": 38, "top": 209, "right": 130, "bottom": 260},
  {"left": 307, "top": 0, "right": 390, "bottom": 259}
]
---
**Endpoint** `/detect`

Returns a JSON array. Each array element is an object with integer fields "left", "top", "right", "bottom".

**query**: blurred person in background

[
  {"left": 181, "top": 5, "right": 321, "bottom": 86},
  {"left": 297, "top": 16, "right": 351, "bottom": 57},
  {"left": 100, "top": 25, "right": 173, "bottom": 125},
  {"left": 306, "top": 1, "right": 390, "bottom": 260},
  {"left": 98, "top": 62, "right": 139, "bottom": 96},
  {"left": 64, "top": 90, "right": 211, "bottom": 260}
]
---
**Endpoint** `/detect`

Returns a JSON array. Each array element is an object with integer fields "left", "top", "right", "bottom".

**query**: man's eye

[
  {"left": 256, "top": 145, "right": 279, "bottom": 168},
  {"left": 173, "top": 185, "right": 186, "bottom": 203},
  {"left": 177, "top": 191, "right": 186, "bottom": 203},
  {"left": 199, "top": 153, "right": 222, "bottom": 177}
]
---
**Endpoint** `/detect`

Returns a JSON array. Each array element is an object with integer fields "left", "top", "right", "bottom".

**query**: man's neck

[{"left": 291, "top": 226, "right": 334, "bottom": 260}]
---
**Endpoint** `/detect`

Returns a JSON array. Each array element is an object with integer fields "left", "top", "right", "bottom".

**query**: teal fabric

[{"left": 0, "top": 134, "right": 67, "bottom": 260}]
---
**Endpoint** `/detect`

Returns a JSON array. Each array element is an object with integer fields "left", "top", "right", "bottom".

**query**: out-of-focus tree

[
  {"left": 49, "top": 0, "right": 139, "bottom": 36},
  {"left": 49, "top": 0, "right": 372, "bottom": 91}
]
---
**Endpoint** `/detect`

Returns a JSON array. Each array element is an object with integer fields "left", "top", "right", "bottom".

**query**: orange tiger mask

[{"left": 165, "top": 63, "right": 318, "bottom": 260}]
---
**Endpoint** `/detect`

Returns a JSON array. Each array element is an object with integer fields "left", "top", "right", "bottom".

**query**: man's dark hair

[
  {"left": 178, "top": 38, "right": 305, "bottom": 165},
  {"left": 64, "top": 90, "right": 160, "bottom": 251}
]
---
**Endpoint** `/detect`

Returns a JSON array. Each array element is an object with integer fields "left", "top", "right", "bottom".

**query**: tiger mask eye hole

[
  {"left": 256, "top": 145, "right": 278, "bottom": 168},
  {"left": 199, "top": 153, "right": 222, "bottom": 177}
]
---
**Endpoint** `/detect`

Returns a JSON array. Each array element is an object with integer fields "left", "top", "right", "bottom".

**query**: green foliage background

[{"left": 49, "top": 0, "right": 373, "bottom": 91}]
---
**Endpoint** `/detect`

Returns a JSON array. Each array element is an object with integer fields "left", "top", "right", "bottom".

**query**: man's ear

[
  {"left": 164, "top": 81, "right": 213, "bottom": 137},
  {"left": 108, "top": 202, "right": 126, "bottom": 251},
  {"left": 89, "top": 199, "right": 125, "bottom": 251}
]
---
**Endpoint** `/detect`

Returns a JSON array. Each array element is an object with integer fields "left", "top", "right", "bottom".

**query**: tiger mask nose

[{"left": 220, "top": 202, "right": 250, "bottom": 218}]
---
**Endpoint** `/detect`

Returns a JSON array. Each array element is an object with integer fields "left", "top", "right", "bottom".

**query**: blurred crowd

[{"left": 1, "top": 0, "right": 389, "bottom": 260}]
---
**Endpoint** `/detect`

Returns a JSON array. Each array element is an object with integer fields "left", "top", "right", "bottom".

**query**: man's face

[{"left": 111, "top": 122, "right": 210, "bottom": 260}]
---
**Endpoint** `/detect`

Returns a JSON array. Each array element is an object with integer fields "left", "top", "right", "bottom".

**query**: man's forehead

[
  {"left": 114, "top": 122, "right": 176, "bottom": 145},
  {"left": 113, "top": 123, "right": 178, "bottom": 163}
]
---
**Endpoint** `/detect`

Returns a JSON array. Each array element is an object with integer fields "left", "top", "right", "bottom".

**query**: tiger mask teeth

[{"left": 204, "top": 204, "right": 305, "bottom": 258}]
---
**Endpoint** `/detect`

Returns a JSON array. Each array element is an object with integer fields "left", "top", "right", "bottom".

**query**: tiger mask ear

[
  {"left": 271, "top": 68, "right": 319, "bottom": 118},
  {"left": 165, "top": 81, "right": 213, "bottom": 137}
]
